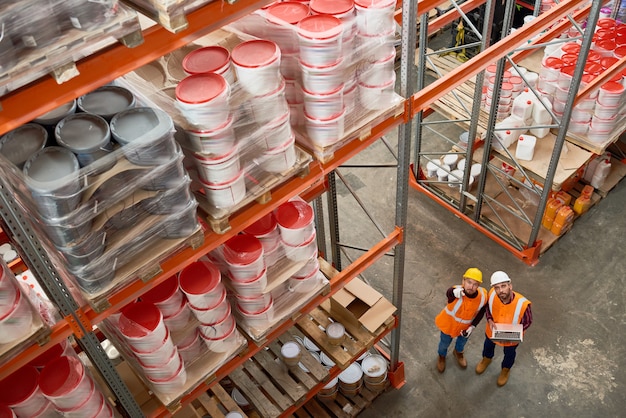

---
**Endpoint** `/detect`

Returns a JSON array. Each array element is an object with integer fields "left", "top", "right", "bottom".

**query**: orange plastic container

[
  {"left": 555, "top": 191, "right": 572, "bottom": 206},
  {"left": 581, "top": 185, "right": 594, "bottom": 199},
  {"left": 544, "top": 198, "right": 563, "bottom": 220},
  {"left": 573, "top": 195, "right": 591, "bottom": 215},
  {"left": 542, "top": 215, "right": 555, "bottom": 230},
  {"left": 550, "top": 206, "right": 574, "bottom": 236}
]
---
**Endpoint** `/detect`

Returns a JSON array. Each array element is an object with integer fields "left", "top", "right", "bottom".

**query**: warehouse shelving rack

[
  {"left": 0, "top": 0, "right": 417, "bottom": 416},
  {"left": 408, "top": 0, "right": 625, "bottom": 265}
]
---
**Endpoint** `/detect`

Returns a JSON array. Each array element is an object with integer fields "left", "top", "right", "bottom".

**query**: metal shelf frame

[
  {"left": 409, "top": 0, "right": 612, "bottom": 265},
  {"left": 0, "top": 2, "right": 415, "bottom": 416}
]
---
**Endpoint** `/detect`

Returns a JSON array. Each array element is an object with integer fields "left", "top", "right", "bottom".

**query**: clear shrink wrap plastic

[
  {"left": 120, "top": 0, "right": 402, "bottom": 204},
  {"left": 99, "top": 273, "right": 247, "bottom": 403},
  {"left": 208, "top": 195, "right": 328, "bottom": 341},
  {"left": 0, "top": 84, "right": 200, "bottom": 300}
]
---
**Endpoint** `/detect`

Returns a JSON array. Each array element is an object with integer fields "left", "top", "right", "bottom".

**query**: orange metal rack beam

[
  {"left": 150, "top": 227, "right": 403, "bottom": 418},
  {"left": 410, "top": 0, "right": 590, "bottom": 117},
  {"left": 0, "top": 0, "right": 276, "bottom": 135}
]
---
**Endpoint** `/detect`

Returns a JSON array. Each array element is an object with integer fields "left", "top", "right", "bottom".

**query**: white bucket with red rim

[
  {"left": 147, "top": 360, "right": 187, "bottom": 395},
  {"left": 305, "top": 108, "right": 346, "bottom": 146},
  {"left": 265, "top": 240, "right": 284, "bottom": 267},
  {"left": 201, "top": 170, "right": 246, "bottom": 209},
  {"left": 190, "top": 288, "right": 229, "bottom": 324},
  {"left": 179, "top": 260, "right": 225, "bottom": 310},
  {"left": 236, "top": 298, "right": 275, "bottom": 328},
  {"left": 357, "top": 50, "right": 396, "bottom": 87},
  {"left": 265, "top": 1, "right": 311, "bottom": 53},
  {"left": 300, "top": 58, "right": 346, "bottom": 94},
  {"left": 176, "top": 73, "right": 231, "bottom": 130},
  {"left": 356, "top": 28, "right": 395, "bottom": 62},
  {"left": 187, "top": 115, "right": 236, "bottom": 155},
  {"left": 591, "top": 114, "right": 616, "bottom": 131},
  {"left": 260, "top": 135, "right": 297, "bottom": 173},
  {"left": 39, "top": 355, "right": 93, "bottom": 410},
  {"left": 182, "top": 45, "right": 234, "bottom": 84},
  {"left": 58, "top": 384, "right": 103, "bottom": 418},
  {"left": 354, "top": 0, "right": 396, "bottom": 36},
  {"left": 193, "top": 145, "right": 240, "bottom": 184},
  {"left": 297, "top": 15, "right": 344, "bottom": 67},
  {"left": 0, "top": 266, "right": 17, "bottom": 318},
  {"left": 310, "top": 0, "right": 356, "bottom": 39},
  {"left": 0, "top": 288, "right": 33, "bottom": 344},
  {"left": 597, "top": 81, "right": 624, "bottom": 106},
  {"left": 201, "top": 316, "right": 239, "bottom": 353},
  {"left": 243, "top": 212, "right": 280, "bottom": 253},
  {"left": 223, "top": 235, "right": 265, "bottom": 280},
  {"left": 177, "top": 329, "right": 206, "bottom": 366},
  {"left": 198, "top": 306, "right": 236, "bottom": 340},
  {"left": 303, "top": 85, "right": 344, "bottom": 120},
  {"left": 594, "top": 102, "right": 619, "bottom": 119},
  {"left": 282, "top": 230, "right": 318, "bottom": 263},
  {"left": 294, "top": 254, "right": 320, "bottom": 277},
  {"left": 232, "top": 40, "right": 282, "bottom": 96},
  {"left": 275, "top": 199, "right": 315, "bottom": 245},
  {"left": 290, "top": 268, "right": 322, "bottom": 293},
  {"left": 235, "top": 292, "right": 273, "bottom": 313},
  {"left": 140, "top": 274, "right": 184, "bottom": 317},
  {"left": 132, "top": 328, "right": 176, "bottom": 367},
  {"left": 358, "top": 72, "right": 396, "bottom": 110},
  {"left": 230, "top": 266, "right": 268, "bottom": 296},
  {"left": 250, "top": 79, "right": 289, "bottom": 125},
  {"left": 142, "top": 350, "right": 183, "bottom": 381},
  {"left": 119, "top": 302, "right": 167, "bottom": 352},
  {"left": 260, "top": 112, "right": 293, "bottom": 150},
  {"left": 0, "top": 366, "right": 50, "bottom": 417},
  {"left": 163, "top": 299, "right": 193, "bottom": 330}
]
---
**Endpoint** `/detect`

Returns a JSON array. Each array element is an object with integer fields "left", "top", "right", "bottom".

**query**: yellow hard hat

[{"left": 463, "top": 267, "right": 483, "bottom": 283}]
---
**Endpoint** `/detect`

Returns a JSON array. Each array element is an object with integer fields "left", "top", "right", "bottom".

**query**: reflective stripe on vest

[
  {"left": 444, "top": 286, "right": 486, "bottom": 324},
  {"left": 488, "top": 292, "right": 527, "bottom": 324}
]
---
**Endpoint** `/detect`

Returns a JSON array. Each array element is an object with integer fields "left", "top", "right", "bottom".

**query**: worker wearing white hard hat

[
  {"left": 434, "top": 267, "right": 487, "bottom": 373},
  {"left": 475, "top": 271, "right": 533, "bottom": 387}
]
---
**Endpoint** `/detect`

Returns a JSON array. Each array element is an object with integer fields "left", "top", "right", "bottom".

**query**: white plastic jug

[
  {"left": 512, "top": 90, "right": 535, "bottom": 123},
  {"left": 515, "top": 134, "right": 537, "bottom": 161},
  {"left": 493, "top": 115, "right": 527, "bottom": 150},
  {"left": 590, "top": 158, "right": 611, "bottom": 189},
  {"left": 530, "top": 97, "right": 553, "bottom": 138}
]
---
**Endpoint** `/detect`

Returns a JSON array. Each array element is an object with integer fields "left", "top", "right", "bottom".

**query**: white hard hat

[{"left": 490, "top": 271, "right": 511, "bottom": 286}]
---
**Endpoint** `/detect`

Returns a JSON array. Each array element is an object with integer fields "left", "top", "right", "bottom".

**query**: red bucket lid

[
  {"left": 615, "top": 45, "right": 626, "bottom": 58},
  {"left": 560, "top": 65, "right": 575, "bottom": 77},
  {"left": 119, "top": 302, "right": 162, "bottom": 338},
  {"left": 616, "top": 35, "right": 626, "bottom": 46},
  {"left": 600, "top": 56, "right": 619, "bottom": 70},
  {"left": 298, "top": 15, "right": 343, "bottom": 40},
  {"left": 310, "top": 0, "right": 354, "bottom": 15},
  {"left": 486, "top": 64, "right": 497, "bottom": 73},
  {"left": 141, "top": 275, "right": 179, "bottom": 304},
  {"left": 596, "top": 39, "right": 617, "bottom": 51},
  {"left": 39, "top": 356, "right": 83, "bottom": 397},
  {"left": 560, "top": 54, "right": 577, "bottom": 65},
  {"left": 179, "top": 261, "right": 221, "bottom": 295},
  {"left": 587, "top": 50, "right": 602, "bottom": 63},
  {"left": 223, "top": 234, "right": 263, "bottom": 265},
  {"left": 28, "top": 342, "right": 66, "bottom": 368},
  {"left": 267, "top": 1, "right": 310, "bottom": 24},
  {"left": 0, "top": 405, "right": 13, "bottom": 418},
  {"left": 0, "top": 365, "right": 39, "bottom": 405},
  {"left": 355, "top": 0, "right": 395, "bottom": 8},
  {"left": 561, "top": 42, "right": 580, "bottom": 54},
  {"left": 597, "top": 18, "right": 616, "bottom": 29},
  {"left": 580, "top": 73, "right": 596, "bottom": 85},
  {"left": 584, "top": 62, "right": 603, "bottom": 75},
  {"left": 543, "top": 57, "right": 563, "bottom": 70},
  {"left": 275, "top": 200, "right": 314, "bottom": 229},
  {"left": 176, "top": 73, "right": 228, "bottom": 104},
  {"left": 508, "top": 76, "right": 523, "bottom": 85},
  {"left": 601, "top": 81, "right": 624, "bottom": 94},
  {"left": 243, "top": 212, "right": 277, "bottom": 236},
  {"left": 231, "top": 40, "right": 279, "bottom": 68},
  {"left": 501, "top": 82, "right": 513, "bottom": 91},
  {"left": 182, "top": 46, "right": 230, "bottom": 75}
]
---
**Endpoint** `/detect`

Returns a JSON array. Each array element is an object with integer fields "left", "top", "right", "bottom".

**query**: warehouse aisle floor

[{"left": 326, "top": 117, "right": 626, "bottom": 417}]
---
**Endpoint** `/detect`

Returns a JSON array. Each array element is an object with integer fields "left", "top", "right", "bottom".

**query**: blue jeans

[
  {"left": 438, "top": 331, "right": 469, "bottom": 357},
  {"left": 482, "top": 337, "right": 518, "bottom": 369}
]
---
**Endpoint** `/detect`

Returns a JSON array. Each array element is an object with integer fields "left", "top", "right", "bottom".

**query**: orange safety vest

[
  {"left": 485, "top": 289, "right": 531, "bottom": 347},
  {"left": 435, "top": 286, "right": 487, "bottom": 337}
]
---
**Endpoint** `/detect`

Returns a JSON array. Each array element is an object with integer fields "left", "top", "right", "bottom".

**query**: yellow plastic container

[
  {"left": 573, "top": 195, "right": 591, "bottom": 215},
  {"left": 544, "top": 198, "right": 563, "bottom": 220}
]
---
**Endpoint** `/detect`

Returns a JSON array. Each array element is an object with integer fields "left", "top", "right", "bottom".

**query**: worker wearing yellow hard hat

[{"left": 434, "top": 267, "right": 487, "bottom": 373}]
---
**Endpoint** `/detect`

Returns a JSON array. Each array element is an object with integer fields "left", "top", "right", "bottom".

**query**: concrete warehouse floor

[{"left": 324, "top": 114, "right": 626, "bottom": 417}]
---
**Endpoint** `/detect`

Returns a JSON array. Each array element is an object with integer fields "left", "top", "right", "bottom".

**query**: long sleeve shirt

[
  {"left": 485, "top": 291, "right": 533, "bottom": 330},
  {"left": 445, "top": 287, "right": 486, "bottom": 327}
]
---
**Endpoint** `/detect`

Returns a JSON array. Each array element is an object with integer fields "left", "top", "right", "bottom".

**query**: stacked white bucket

[
  {"left": 0, "top": 259, "right": 37, "bottom": 347},
  {"left": 536, "top": 17, "right": 626, "bottom": 143}
]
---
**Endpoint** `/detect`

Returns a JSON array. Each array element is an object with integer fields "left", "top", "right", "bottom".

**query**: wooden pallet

[
  {"left": 293, "top": 97, "right": 405, "bottom": 164},
  {"left": 295, "top": 386, "right": 385, "bottom": 418},
  {"left": 0, "top": 2, "right": 141, "bottom": 98},
  {"left": 122, "top": 0, "right": 222, "bottom": 33},
  {"left": 187, "top": 384, "right": 252, "bottom": 418},
  {"left": 229, "top": 331, "right": 329, "bottom": 418},
  {"left": 85, "top": 226, "right": 204, "bottom": 312},
  {"left": 195, "top": 146, "right": 313, "bottom": 234}
]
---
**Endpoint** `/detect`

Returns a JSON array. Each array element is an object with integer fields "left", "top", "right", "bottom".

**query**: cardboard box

[{"left": 330, "top": 278, "right": 396, "bottom": 333}]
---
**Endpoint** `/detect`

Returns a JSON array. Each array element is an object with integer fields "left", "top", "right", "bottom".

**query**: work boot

[
  {"left": 475, "top": 357, "right": 492, "bottom": 374},
  {"left": 497, "top": 368, "right": 511, "bottom": 386},
  {"left": 437, "top": 355, "right": 446, "bottom": 373},
  {"left": 453, "top": 349, "right": 467, "bottom": 369}
]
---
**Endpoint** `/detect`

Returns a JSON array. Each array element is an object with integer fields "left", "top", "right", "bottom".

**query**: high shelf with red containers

[{"left": 0, "top": 0, "right": 411, "bottom": 416}]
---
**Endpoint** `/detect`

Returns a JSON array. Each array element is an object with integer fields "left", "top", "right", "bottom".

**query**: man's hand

[
  {"left": 452, "top": 288, "right": 465, "bottom": 298},
  {"left": 461, "top": 325, "right": 475, "bottom": 338}
]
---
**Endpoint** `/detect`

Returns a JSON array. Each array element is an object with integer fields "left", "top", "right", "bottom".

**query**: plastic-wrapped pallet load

[{"left": 0, "top": 90, "right": 200, "bottom": 302}]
